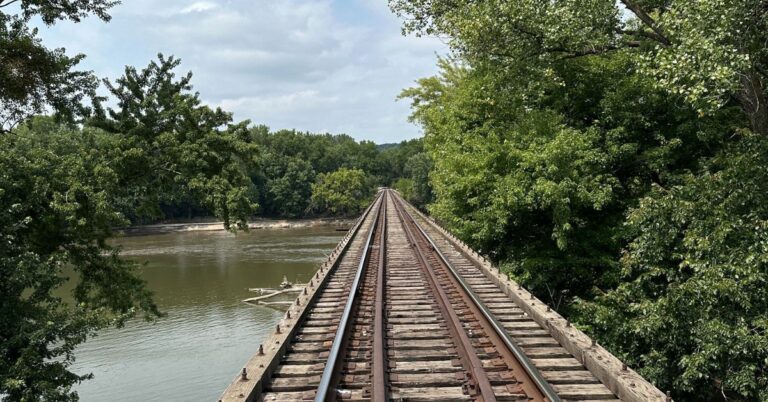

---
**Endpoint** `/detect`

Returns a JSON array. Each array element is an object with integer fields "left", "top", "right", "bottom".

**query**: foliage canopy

[{"left": 393, "top": 1, "right": 768, "bottom": 400}]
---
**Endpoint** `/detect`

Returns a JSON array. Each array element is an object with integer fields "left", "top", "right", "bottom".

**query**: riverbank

[{"left": 117, "top": 217, "right": 355, "bottom": 236}]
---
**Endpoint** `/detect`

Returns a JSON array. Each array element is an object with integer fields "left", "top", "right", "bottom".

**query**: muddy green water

[{"left": 70, "top": 228, "right": 344, "bottom": 402}]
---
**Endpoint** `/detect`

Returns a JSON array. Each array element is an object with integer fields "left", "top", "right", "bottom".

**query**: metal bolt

[
  {"left": 622, "top": 363, "right": 627, "bottom": 371},
  {"left": 530, "top": 293, "right": 534, "bottom": 300},
  {"left": 666, "top": 391, "right": 672, "bottom": 402},
  {"left": 591, "top": 338, "right": 596, "bottom": 347},
  {"left": 276, "top": 324, "right": 281, "bottom": 334},
  {"left": 258, "top": 344, "right": 264, "bottom": 355},
  {"left": 566, "top": 320, "right": 571, "bottom": 327},
  {"left": 546, "top": 305, "right": 551, "bottom": 312},
  {"left": 518, "top": 284, "right": 522, "bottom": 290},
  {"left": 286, "top": 311, "right": 291, "bottom": 319},
  {"left": 241, "top": 368, "right": 248, "bottom": 381}
]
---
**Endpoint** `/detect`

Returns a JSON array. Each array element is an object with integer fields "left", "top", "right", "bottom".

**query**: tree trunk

[{"left": 735, "top": 70, "right": 768, "bottom": 136}]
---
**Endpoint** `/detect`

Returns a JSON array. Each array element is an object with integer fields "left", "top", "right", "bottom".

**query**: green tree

[
  {"left": 311, "top": 168, "right": 368, "bottom": 216},
  {"left": 392, "top": 177, "right": 415, "bottom": 201},
  {"left": 400, "top": 54, "right": 731, "bottom": 308},
  {"left": 403, "top": 152, "right": 433, "bottom": 207},
  {"left": 0, "top": 0, "right": 116, "bottom": 132},
  {"left": 580, "top": 132, "right": 768, "bottom": 400},
  {"left": 262, "top": 155, "right": 315, "bottom": 217},
  {"left": 390, "top": 0, "right": 768, "bottom": 135},
  {"left": 90, "top": 54, "right": 258, "bottom": 229},
  {"left": 0, "top": 118, "right": 159, "bottom": 401},
  {"left": 375, "top": 138, "right": 424, "bottom": 185},
  {"left": 0, "top": 54, "right": 258, "bottom": 399}
]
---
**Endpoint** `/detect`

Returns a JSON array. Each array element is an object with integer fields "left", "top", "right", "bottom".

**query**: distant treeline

[{"left": 157, "top": 127, "right": 432, "bottom": 221}]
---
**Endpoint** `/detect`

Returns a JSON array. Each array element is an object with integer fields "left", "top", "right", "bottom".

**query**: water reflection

[{"left": 71, "top": 227, "right": 343, "bottom": 402}]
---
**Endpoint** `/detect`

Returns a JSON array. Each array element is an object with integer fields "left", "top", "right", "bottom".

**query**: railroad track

[{"left": 220, "top": 189, "right": 666, "bottom": 402}]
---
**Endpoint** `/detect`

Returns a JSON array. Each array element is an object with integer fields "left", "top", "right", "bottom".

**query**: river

[{"left": 70, "top": 227, "right": 344, "bottom": 401}]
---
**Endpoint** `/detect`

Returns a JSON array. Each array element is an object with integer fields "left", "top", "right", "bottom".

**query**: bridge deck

[{"left": 220, "top": 190, "right": 666, "bottom": 402}]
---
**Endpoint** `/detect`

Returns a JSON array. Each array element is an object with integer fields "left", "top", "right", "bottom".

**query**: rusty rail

[
  {"left": 313, "top": 192, "right": 385, "bottom": 402},
  {"left": 392, "top": 191, "right": 562, "bottom": 402},
  {"left": 391, "top": 193, "right": 499, "bottom": 401},
  {"left": 371, "top": 193, "right": 388, "bottom": 400}
]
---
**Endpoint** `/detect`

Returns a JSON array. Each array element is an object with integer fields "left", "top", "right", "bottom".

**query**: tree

[
  {"left": 90, "top": 54, "right": 258, "bottom": 229},
  {"left": 262, "top": 155, "right": 315, "bottom": 217},
  {"left": 0, "top": 118, "right": 159, "bottom": 401},
  {"left": 0, "top": 54, "right": 259, "bottom": 399},
  {"left": 375, "top": 138, "right": 424, "bottom": 185},
  {"left": 311, "top": 168, "right": 368, "bottom": 216},
  {"left": 0, "top": 0, "right": 117, "bottom": 132},
  {"left": 579, "top": 132, "right": 768, "bottom": 400},
  {"left": 392, "top": 177, "right": 415, "bottom": 201},
  {"left": 390, "top": 0, "right": 768, "bottom": 135},
  {"left": 403, "top": 152, "right": 433, "bottom": 207}
]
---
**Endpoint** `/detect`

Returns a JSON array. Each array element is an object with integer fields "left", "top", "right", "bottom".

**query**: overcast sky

[{"left": 33, "top": 0, "right": 448, "bottom": 143}]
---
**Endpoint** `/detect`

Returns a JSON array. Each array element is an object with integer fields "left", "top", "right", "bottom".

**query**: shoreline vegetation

[{"left": 117, "top": 218, "right": 356, "bottom": 236}]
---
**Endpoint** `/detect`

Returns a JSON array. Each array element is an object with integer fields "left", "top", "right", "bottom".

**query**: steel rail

[
  {"left": 371, "top": 193, "right": 389, "bottom": 400},
  {"left": 390, "top": 191, "right": 497, "bottom": 401},
  {"left": 314, "top": 192, "right": 385, "bottom": 402},
  {"left": 393, "top": 192, "right": 563, "bottom": 402}
]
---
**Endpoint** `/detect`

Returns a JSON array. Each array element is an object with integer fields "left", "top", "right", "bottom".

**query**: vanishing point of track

[{"left": 220, "top": 189, "right": 667, "bottom": 402}]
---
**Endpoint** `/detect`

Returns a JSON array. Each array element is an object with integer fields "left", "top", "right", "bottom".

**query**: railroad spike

[
  {"left": 258, "top": 344, "right": 264, "bottom": 355},
  {"left": 241, "top": 367, "right": 247, "bottom": 381},
  {"left": 286, "top": 311, "right": 291, "bottom": 319},
  {"left": 276, "top": 324, "right": 281, "bottom": 334}
]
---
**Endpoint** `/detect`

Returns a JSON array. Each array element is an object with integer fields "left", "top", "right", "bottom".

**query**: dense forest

[
  {"left": 391, "top": 1, "right": 768, "bottom": 401},
  {"left": 0, "top": 2, "right": 429, "bottom": 400},
  {"left": 157, "top": 125, "right": 429, "bottom": 221}
]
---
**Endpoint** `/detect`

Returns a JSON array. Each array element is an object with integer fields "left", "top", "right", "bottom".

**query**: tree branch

[
  {"left": 547, "top": 41, "right": 642, "bottom": 60},
  {"left": 0, "top": 0, "right": 21, "bottom": 8},
  {"left": 619, "top": 0, "right": 672, "bottom": 46}
]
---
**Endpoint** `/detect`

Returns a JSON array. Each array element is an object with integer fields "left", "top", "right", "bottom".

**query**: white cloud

[
  {"left": 180, "top": 1, "right": 219, "bottom": 14},
  {"left": 32, "top": 0, "right": 447, "bottom": 142}
]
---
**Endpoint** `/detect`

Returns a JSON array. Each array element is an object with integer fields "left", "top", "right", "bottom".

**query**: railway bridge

[{"left": 220, "top": 189, "right": 666, "bottom": 402}]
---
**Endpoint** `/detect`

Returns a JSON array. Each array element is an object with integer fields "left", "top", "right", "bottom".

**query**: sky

[{"left": 32, "top": 0, "right": 448, "bottom": 143}]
